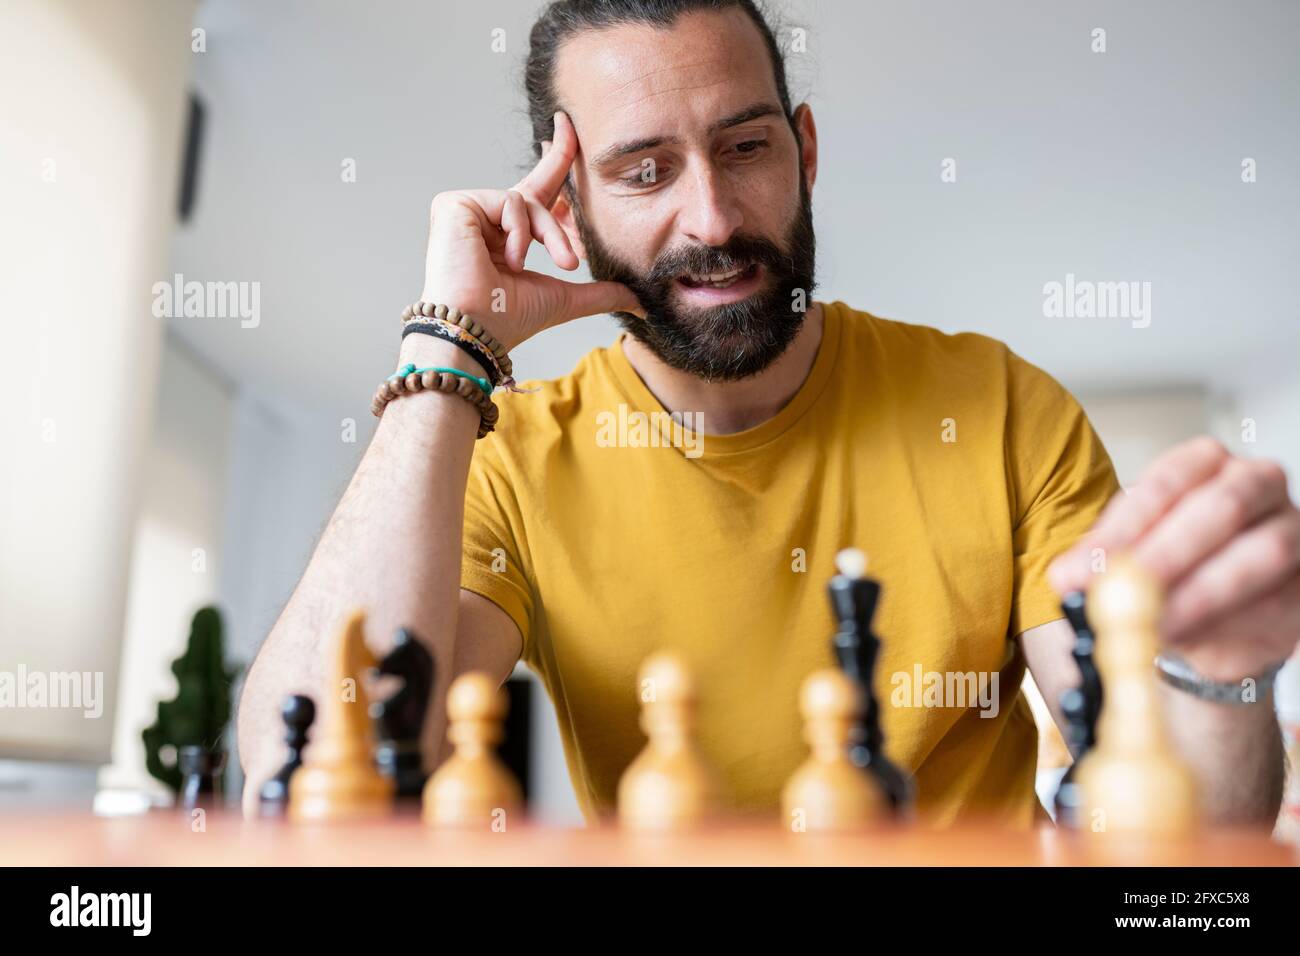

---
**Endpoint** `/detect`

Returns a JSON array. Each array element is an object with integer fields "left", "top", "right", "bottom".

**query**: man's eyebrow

[
  {"left": 708, "top": 101, "right": 782, "bottom": 135},
  {"left": 588, "top": 101, "right": 784, "bottom": 168},
  {"left": 589, "top": 134, "right": 680, "bottom": 168}
]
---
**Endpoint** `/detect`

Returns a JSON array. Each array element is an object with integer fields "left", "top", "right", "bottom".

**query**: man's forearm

[
  {"left": 1161, "top": 682, "right": 1285, "bottom": 827},
  {"left": 235, "top": 335, "right": 482, "bottom": 811}
]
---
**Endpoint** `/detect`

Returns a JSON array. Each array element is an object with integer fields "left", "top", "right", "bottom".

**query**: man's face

[{"left": 553, "top": 9, "right": 817, "bottom": 381}]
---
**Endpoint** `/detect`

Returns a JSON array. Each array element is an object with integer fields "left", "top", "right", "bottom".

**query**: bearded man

[{"left": 239, "top": 0, "right": 1298, "bottom": 827}]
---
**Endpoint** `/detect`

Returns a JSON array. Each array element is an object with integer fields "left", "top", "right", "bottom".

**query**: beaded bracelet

[
  {"left": 402, "top": 321, "right": 505, "bottom": 387},
  {"left": 401, "top": 302, "right": 512, "bottom": 375},
  {"left": 402, "top": 314, "right": 513, "bottom": 382},
  {"left": 371, "top": 363, "right": 499, "bottom": 439}
]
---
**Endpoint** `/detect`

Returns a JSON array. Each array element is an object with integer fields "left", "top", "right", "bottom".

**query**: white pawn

[
  {"left": 617, "top": 653, "right": 722, "bottom": 831},
  {"left": 782, "top": 669, "right": 888, "bottom": 831},
  {"left": 1076, "top": 557, "right": 1198, "bottom": 836},
  {"left": 422, "top": 672, "right": 521, "bottom": 829}
]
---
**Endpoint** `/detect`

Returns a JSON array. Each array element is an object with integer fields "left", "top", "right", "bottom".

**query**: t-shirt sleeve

[
  {"left": 461, "top": 442, "right": 534, "bottom": 663},
  {"left": 1005, "top": 351, "right": 1121, "bottom": 637}
]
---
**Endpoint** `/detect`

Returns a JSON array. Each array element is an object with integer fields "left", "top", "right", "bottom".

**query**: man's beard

[{"left": 574, "top": 174, "right": 817, "bottom": 382}]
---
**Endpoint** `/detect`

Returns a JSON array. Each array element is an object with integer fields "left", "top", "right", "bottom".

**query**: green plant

[{"left": 141, "top": 606, "right": 240, "bottom": 791}]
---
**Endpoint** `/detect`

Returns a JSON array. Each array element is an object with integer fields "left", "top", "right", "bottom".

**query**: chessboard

[
  {"left": 101, "top": 551, "right": 1293, "bottom": 868},
  {"left": 0, "top": 810, "right": 1292, "bottom": 867}
]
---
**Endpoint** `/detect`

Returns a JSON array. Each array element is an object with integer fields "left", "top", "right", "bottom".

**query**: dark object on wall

[
  {"left": 178, "top": 92, "right": 205, "bottom": 222},
  {"left": 258, "top": 695, "right": 316, "bottom": 815},
  {"left": 141, "top": 606, "right": 240, "bottom": 793},
  {"left": 501, "top": 677, "right": 533, "bottom": 802}
]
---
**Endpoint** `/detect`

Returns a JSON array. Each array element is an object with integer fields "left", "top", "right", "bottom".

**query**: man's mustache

[{"left": 645, "top": 236, "right": 784, "bottom": 284}]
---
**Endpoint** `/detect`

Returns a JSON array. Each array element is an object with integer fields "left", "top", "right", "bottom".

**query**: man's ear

[
  {"left": 549, "top": 182, "right": 587, "bottom": 261},
  {"left": 791, "top": 103, "right": 819, "bottom": 193}
]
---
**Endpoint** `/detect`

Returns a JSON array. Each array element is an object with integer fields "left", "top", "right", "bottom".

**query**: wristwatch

[{"left": 1154, "top": 652, "right": 1286, "bottom": 706}]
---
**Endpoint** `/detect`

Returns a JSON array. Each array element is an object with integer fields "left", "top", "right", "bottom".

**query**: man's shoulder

[
  {"left": 832, "top": 300, "right": 1079, "bottom": 414},
  {"left": 831, "top": 301, "right": 1030, "bottom": 401},
  {"left": 832, "top": 300, "right": 1013, "bottom": 368}
]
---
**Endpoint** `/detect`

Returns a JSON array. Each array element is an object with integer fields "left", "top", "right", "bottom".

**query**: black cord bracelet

[{"left": 401, "top": 321, "right": 501, "bottom": 386}]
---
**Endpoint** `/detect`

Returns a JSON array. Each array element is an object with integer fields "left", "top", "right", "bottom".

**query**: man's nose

[{"left": 676, "top": 162, "right": 744, "bottom": 249}]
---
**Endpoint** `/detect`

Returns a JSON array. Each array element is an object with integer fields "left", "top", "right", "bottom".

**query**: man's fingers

[
  {"left": 1049, "top": 436, "right": 1230, "bottom": 592},
  {"left": 499, "top": 190, "right": 531, "bottom": 272},
  {"left": 558, "top": 278, "right": 644, "bottom": 324},
  {"left": 441, "top": 189, "right": 508, "bottom": 225},
  {"left": 514, "top": 110, "right": 578, "bottom": 209},
  {"left": 526, "top": 200, "right": 579, "bottom": 271},
  {"left": 1167, "top": 572, "right": 1300, "bottom": 681},
  {"left": 449, "top": 188, "right": 578, "bottom": 273},
  {"left": 1162, "top": 507, "right": 1300, "bottom": 638},
  {"left": 1131, "top": 457, "right": 1290, "bottom": 587},
  {"left": 532, "top": 273, "right": 644, "bottom": 326}
]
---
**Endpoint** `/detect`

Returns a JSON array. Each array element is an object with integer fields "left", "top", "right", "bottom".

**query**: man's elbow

[{"left": 234, "top": 659, "right": 276, "bottom": 811}]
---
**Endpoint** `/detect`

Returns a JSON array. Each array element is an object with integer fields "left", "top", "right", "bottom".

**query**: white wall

[
  {"left": 0, "top": 0, "right": 198, "bottom": 763},
  {"left": 1226, "top": 380, "right": 1300, "bottom": 723},
  {"left": 217, "top": 386, "right": 366, "bottom": 788},
  {"left": 100, "top": 338, "right": 233, "bottom": 796},
  {"left": 168, "top": 0, "right": 1300, "bottom": 417}
]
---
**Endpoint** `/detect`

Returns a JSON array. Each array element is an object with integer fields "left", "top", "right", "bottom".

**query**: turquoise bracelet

[
  {"left": 389, "top": 363, "right": 492, "bottom": 397},
  {"left": 373, "top": 362, "right": 499, "bottom": 438}
]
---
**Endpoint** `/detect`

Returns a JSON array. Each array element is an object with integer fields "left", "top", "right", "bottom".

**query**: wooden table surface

[{"left": 1, "top": 811, "right": 1295, "bottom": 866}]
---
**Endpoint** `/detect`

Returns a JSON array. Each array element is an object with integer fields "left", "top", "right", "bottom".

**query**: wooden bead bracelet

[
  {"left": 401, "top": 301, "right": 512, "bottom": 378},
  {"left": 371, "top": 363, "right": 499, "bottom": 439}
]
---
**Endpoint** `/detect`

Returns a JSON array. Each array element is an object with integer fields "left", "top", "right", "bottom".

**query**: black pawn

[
  {"left": 179, "top": 745, "right": 225, "bottom": 811},
  {"left": 1053, "top": 591, "right": 1102, "bottom": 827},
  {"left": 258, "top": 694, "right": 315, "bottom": 815},
  {"left": 828, "top": 555, "right": 913, "bottom": 811},
  {"left": 373, "top": 628, "right": 435, "bottom": 799}
]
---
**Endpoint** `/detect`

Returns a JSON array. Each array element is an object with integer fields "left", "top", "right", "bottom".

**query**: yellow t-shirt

[{"left": 461, "top": 301, "right": 1119, "bottom": 826}]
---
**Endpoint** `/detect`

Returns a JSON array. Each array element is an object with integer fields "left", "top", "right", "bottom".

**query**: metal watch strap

[{"left": 1153, "top": 652, "right": 1284, "bottom": 706}]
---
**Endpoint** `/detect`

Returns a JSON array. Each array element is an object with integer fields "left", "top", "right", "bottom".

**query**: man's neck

[{"left": 620, "top": 302, "right": 825, "bottom": 436}]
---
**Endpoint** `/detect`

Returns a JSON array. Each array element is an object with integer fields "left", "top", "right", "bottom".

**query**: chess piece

[
  {"left": 1060, "top": 590, "right": 1103, "bottom": 758},
  {"left": 288, "top": 610, "right": 395, "bottom": 822},
  {"left": 422, "top": 672, "right": 521, "bottom": 828},
  {"left": 258, "top": 695, "right": 315, "bottom": 816},
  {"left": 782, "top": 669, "right": 889, "bottom": 831},
  {"left": 374, "top": 628, "right": 435, "bottom": 799},
  {"left": 617, "top": 653, "right": 722, "bottom": 831},
  {"left": 178, "top": 745, "right": 225, "bottom": 811},
  {"left": 828, "top": 548, "right": 912, "bottom": 810},
  {"left": 1075, "top": 557, "right": 1198, "bottom": 836},
  {"left": 1053, "top": 591, "right": 1101, "bottom": 827}
]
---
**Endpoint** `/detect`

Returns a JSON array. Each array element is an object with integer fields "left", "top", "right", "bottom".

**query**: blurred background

[{"left": 1, "top": 0, "right": 1297, "bottom": 827}]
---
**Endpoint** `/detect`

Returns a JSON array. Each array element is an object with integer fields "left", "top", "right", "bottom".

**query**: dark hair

[{"left": 524, "top": 0, "right": 797, "bottom": 164}]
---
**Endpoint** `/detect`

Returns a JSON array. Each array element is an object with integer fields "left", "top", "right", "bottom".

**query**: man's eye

[
  {"left": 618, "top": 169, "right": 664, "bottom": 188},
  {"left": 732, "top": 140, "right": 769, "bottom": 155}
]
